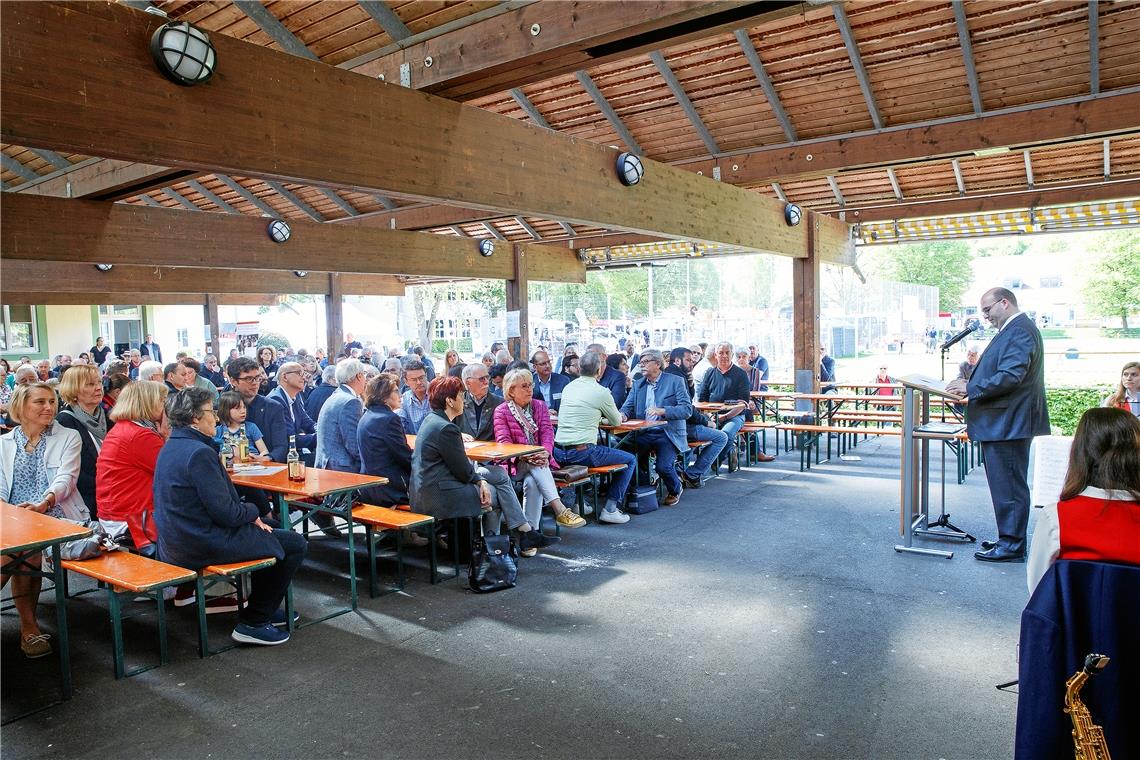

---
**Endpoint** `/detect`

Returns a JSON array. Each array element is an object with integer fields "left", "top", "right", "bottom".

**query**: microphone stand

[{"left": 923, "top": 334, "right": 974, "bottom": 541}]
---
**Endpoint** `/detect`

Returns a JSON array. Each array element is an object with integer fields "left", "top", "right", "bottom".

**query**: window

[
  {"left": 1002, "top": 278, "right": 1025, "bottom": 289},
  {"left": 1, "top": 304, "right": 38, "bottom": 353},
  {"left": 1039, "top": 276, "right": 1063, "bottom": 288},
  {"left": 433, "top": 320, "right": 446, "bottom": 339},
  {"left": 176, "top": 328, "right": 189, "bottom": 347}
]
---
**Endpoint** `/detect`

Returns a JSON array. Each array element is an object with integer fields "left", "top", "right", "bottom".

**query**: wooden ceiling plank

[
  {"left": 184, "top": 178, "right": 241, "bottom": 214},
  {"left": 649, "top": 50, "right": 720, "bottom": 156},
  {"left": 831, "top": 3, "right": 884, "bottom": 130},
  {"left": 1, "top": 193, "right": 586, "bottom": 283},
  {"left": 575, "top": 70, "right": 643, "bottom": 155},
  {"left": 316, "top": 187, "right": 360, "bottom": 217},
  {"left": 1, "top": 154, "right": 38, "bottom": 182},
  {"left": 1, "top": 1, "right": 831, "bottom": 258},
  {"left": 11, "top": 158, "right": 196, "bottom": 200},
  {"left": 356, "top": 0, "right": 412, "bottom": 41},
  {"left": 27, "top": 147, "right": 70, "bottom": 171},
  {"left": 1088, "top": 0, "right": 1100, "bottom": 95},
  {"left": 215, "top": 175, "right": 280, "bottom": 217},
  {"left": 232, "top": 0, "right": 320, "bottom": 60},
  {"left": 952, "top": 0, "right": 984, "bottom": 114},
  {"left": 263, "top": 180, "right": 325, "bottom": 221},
  {"left": 733, "top": 28, "right": 797, "bottom": 143},
  {"left": 161, "top": 187, "right": 200, "bottom": 212},
  {"left": 509, "top": 88, "right": 552, "bottom": 130},
  {"left": 0, "top": 291, "right": 281, "bottom": 307}
]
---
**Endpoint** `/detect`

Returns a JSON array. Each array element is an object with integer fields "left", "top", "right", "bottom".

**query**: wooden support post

[
  {"left": 326, "top": 274, "right": 345, "bottom": 359},
  {"left": 506, "top": 244, "right": 530, "bottom": 361},
  {"left": 205, "top": 293, "right": 221, "bottom": 359},
  {"left": 792, "top": 220, "right": 821, "bottom": 393}
]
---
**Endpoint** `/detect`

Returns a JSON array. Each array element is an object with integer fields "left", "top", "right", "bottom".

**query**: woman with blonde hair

[
  {"left": 494, "top": 368, "right": 586, "bottom": 554},
  {"left": 56, "top": 364, "right": 112, "bottom": 518},
  {"left": 1102, "top": 361, "right": 1139, "bottom": 417},
  {"left": 0, "top": 383, "right": 87, "bottom": 658},
  {"left": 96, "top": 381, "right": 169, "bottom": 555},
  {"left": 1026, "top": 407, "right": 1140, "bottom": 593}
]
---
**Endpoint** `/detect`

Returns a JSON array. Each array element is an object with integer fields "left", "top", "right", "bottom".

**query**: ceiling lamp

[
  {"left": 616, "top": 152, "right": 644, "bottom": 186},
  {"left": 784, "top": 203, "right": 802, "bottom": 227},
  {"left": 267, "top": 219, "right": 292, "bottom": 243},
  {"left": 94, "top": 264, "right": 114, "bottom": 272},
  {"left": 478, "top": 239, "right": 495, "bottom": 257},
  {"left": 150, "top": 20, "right": 217, "bottom": 86}
]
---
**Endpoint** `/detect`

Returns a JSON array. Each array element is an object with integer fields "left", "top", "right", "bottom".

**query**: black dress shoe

[
  {"left": 518, "top": 530, "right": 560, "bottom": 551},
  {"left": 974, "top": 545, "right": 1025, "bottom": 563}
]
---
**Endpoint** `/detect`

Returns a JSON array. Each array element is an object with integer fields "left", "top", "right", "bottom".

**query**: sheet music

[
  {"left": 899, "top": 373, "right": 965, "bottom": 401},
  {"left": 1030, "top": 436, "right": 1073, "bottom": 507},
  {"left": 233, "top": 464, "right": 287, "bottom": 476}
]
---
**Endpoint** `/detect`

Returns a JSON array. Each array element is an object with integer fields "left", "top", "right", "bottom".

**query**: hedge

[
  {"left": 431, "top": 338, "right": 472, "bottom": 354},
  {"left": 1045, "top": 386, "right": 1111, "bottom": 436}
]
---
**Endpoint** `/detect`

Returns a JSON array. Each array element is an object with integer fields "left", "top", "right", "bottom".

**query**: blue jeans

[
  {"left": 719, "top": 414, "right": 745, "bottom": 439},
  {"left": 632, "top": 427, "right": 682, "bottom": 496},
  {"left": 553, "top": 444, "right": 636, "bottom": 507},
  {"left": 686, "top": 425, "right": 729, "bottom": 477}
]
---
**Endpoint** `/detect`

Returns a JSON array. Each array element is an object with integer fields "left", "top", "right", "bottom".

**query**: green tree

[
  {"left": 874, "top": 240, "right": 974, "bottom": 312},
  {"left": 1083, "top": 229, "right": 1140, "bottom": 329}
]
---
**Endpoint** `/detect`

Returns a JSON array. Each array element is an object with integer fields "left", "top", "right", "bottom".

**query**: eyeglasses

[
  {"left": 533, "top": 360, "right": 551, "bottom": 366},
  {"left": 236, "top": 374, "right": 261, "bottom": 384},
  {"left": 198, "top": 408, "right": 217, "bottom": 419},
  {"left": 980, "top": 299, "right": 1004, "bottom": 315},
  {"left": 470, "top": 376, "right": 489, "bottom": 383}
]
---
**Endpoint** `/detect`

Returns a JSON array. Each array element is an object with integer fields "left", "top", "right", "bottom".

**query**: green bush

[
  {"left": 1101, "top": 327, "right": 1140, "bottom": 338},
  {"left": 1037, "top": 328, "right": 1069, "bottom": 339},
  {"left": 255, "top": 331, "right": 292, "bottom": 352},
  {"left": 1045, "top": 386, "right": 1111, "bottom": 436},
  {"left": 431, "top": 338, "right": 472, "bottom": 354}
]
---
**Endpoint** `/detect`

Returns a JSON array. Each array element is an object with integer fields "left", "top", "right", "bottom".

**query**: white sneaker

[
  {"left": 579, "top": 502, "right": 594, "bottom": 516},
  {"left": 598, "top": 509, "right": 630, "bottom": 524}
]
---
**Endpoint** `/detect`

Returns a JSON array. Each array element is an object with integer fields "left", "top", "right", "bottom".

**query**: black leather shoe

[
  {"left": 974, "top": 546, "right": 1025, "bottom": 563},
  {"left": 518, "top": 530, "right": 560, "bottom": 551}
]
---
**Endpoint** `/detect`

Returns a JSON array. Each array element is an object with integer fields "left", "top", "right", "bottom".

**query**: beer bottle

[
  {"left": 287, "top": 435, "right": 305, "bottom": 481},
  {"left": 220, "top": 433, "right": 235, "bottom": 472},
  {"left": 237, "top": 427, "right": 250, "bottom": 462}
]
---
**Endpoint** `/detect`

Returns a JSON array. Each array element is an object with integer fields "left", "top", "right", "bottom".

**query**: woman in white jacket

[{"left": 0, "top": 382, "right": 87, "bottom": 658}]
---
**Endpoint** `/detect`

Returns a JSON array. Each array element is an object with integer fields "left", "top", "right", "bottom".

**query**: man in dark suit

[
  {"left": 226, "top": 357, "right": 288, "bottom": 463},
  {"left": 268, "top": 361, "right": 317, "bottom": 464},
  {"left": 947, "top": 287, "right": 1050, "bottom": 563},
  {"left": 587, "top": 342, "right": 628, "bottom": 407},
  {"left": 619, "top": 349, "right": 693, "bottom": 506},
  {"left": 305, "top": 365, "right": 339, "bottom": 422},
  {"left": 458, "top": 363, "right": 502, "bottom": 441},
  {"left": 141, "top": 334, "right": 162, "bottom": 363},
  {"left": 530, "top": 349, "right": 570, "bottom": 412}
]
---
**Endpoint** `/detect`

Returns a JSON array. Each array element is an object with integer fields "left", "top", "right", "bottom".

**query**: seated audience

[
  {"left": 357, "top": 373, "right": 412, "bottom": 507},
  {"left": 315, "top": 358, "right": 367, "bottom": 473},
  {"left": 96, "top": 381, "right": 168, "bottom": 555},
  {"left": 443, "top": 349, "right": 462, "bottom": 375},
  {"left": 182, "top": 357, "right": 218, "bottom": 401},
  {"left": 620, "top": 350, "right": 691, "bottom": 506},
  {"left": 1103, "top": 361, "right": 1139, "bottom": 417},
  {"left": 397, "top": 360, "right": 432, "bottom": 434},
  {"left": 0, "top": 383, "right": 88, "bottom": 658},
  {"left": 748, "top": 345, "right": 770, "bottom": 391},
  {"left": 1027, "top": 407, "right": 1140, "bottom": 593},
  {"left": 735, "top": 347, "right": 766, "bottom": 393},
  {"left": 590, "top": 343, "right": 629, "bottom": 407},
  {"left": 268, "top": 361, "right": 317, "bottom": 460},
  {"left": 410, "top": 376, "right": 556, "bottom": 554},
  {"left": 136, "top": 360, "right": 164, "bottom": 383},
  {"left": 154, "top": 388, "right": 307, "bottom": 646},
  {"left": 531, "top": 349, "right": 570, "bottom": 412},
  {"left": 226, "top": 357, "right": 288, "bottom": 463},
  {"left": 216, "top": 392, "right": 271, "bottom": 461},
  {"left": 871, "top": 366, "right": 897, "bottom": 396},
  {"left": 102, "top": 372, "right": 131, "bottom": 415},
  {"left": 305, "top": 365, "right": 339, "bottom": 422},
  {"left": 164, "top": 361, "right": 194, "bottom": 392},
  {"left": 699, "top": 342, "right": 755, "bottom": 468},
  {"left": 494, "top": 369, "right": 587, "bottom": 541},
  {"left": 560, "top": 352, "right": 580, "bottom": 379},
  {"left": 256, "top": 346, "right": 279, "bottom": 394},
  {"left": 552, "top": 351, "right": 636, "bottom": 524},
  {"left": 201, "top": 354, "right": 226, "bottom": 388},
  {"left": 459, "top": 363, "right": 502, "bottom": 441},
  {"left": 481, "top": 352, "right": 495, "bottom": 369},
  {"left": 55, "top": 364, "right": 112, "bottom": 519},
  {"left": 489, "top": 363, "right": 507, "bottom": 398},
  {"left": 957, "top": 346, "right": 981, "bottom": 382}
]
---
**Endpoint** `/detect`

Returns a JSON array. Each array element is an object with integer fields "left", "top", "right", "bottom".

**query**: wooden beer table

[
  {"left": 404, "top": 435, "right": 546, "bottom": 462},
  {"left": 229, "top": 465, "right": 386, "bottom": 630},
  {"left": 1, "top": 504, "right": 92, "bottom": 721}
]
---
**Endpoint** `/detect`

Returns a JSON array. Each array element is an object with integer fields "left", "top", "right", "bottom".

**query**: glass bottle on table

[
  {"left": 220, "top": 433, "right": 235, "bottom": 472},
  {"left": 237, "top": 427, "right": 250, "bottom": 463},
  {"left": 287, "top": 435, "right": 305, "bottom": 482}
]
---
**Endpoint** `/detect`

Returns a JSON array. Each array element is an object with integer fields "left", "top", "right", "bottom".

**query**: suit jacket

[
  {"left": 965, "top": 313, "right": 1050, "bottom": 442},
  {"left": 356, "top": 404, "right": 412, "bottom": 507},
  {"left": 141, "top": 341, "right": 162, "bottom": 363},
  {"left": 245, "top": 393, "right": 288, "bottom": 463},
  {"left": 531, "top": 372, "right": 570, "bottom": 412},
  {"left": 314, "top": 385, "right": 363, "bottom": 472},
  {"left": 409, "top": 410, "right": 483, "bottom": 520},
  {"left": 458, "top": 391, "right": 502, "bottom": 441},
  {"left": 599, "top": 366, "right": 629, "bottom": 408},
  {"left": 153, "top": 427, "right": 283, "bottom": 569},
  {"left": 268, "top": 386, "right": 316, "bottom": 451},
  {"left": 620, "top": 371, "right": 692, "bottom": 453},
  {"left": 305, "top": 382, "right": 337, "bottom": 422}
]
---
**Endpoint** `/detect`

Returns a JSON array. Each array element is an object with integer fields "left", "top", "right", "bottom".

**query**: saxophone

[{"left": 1064, "top": 653, "right": 1112, "bottom": 760}]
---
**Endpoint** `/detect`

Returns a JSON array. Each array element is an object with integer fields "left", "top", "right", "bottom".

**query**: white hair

[
  {"left": 137, "top": 360, "right": 163, "bottom": 382},
  {"left": 335, "top": 358, "right": 364, "bottom": 385}
]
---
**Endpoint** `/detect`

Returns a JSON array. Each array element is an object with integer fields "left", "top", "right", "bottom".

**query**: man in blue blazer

[
  {"left": 226, "top": 357, "right": 288, "bottom": 463},
  {"left": 268, "top": 361, "right": 317, "bottom": 464},
  {"left": 947, "top": 287, "right": 1050, "bottom": 563},
  {"left": 314, "top": 359, "right": 367, "bottom": 473},
  {"left": 531, "top": 349, "right": 570, "bottom": 412},
  {"left": 619, "top": 349, "right": 693, "bottom": 506}
]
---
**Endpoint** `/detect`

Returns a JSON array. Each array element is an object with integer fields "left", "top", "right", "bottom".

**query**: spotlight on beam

[
  {"left": 616, "top": 152, "right": 644, "bottom": 186},
  {"left": 784, "top": 203, "right": 802, "bottom": 227},
  {"left": 267, "top": 219, "right": 292, "bottom": 243},
  {"left": 94, "top": 264, "right": 114, "bottom": 272},
  {"left": 150, "top": 20, "right": 216, "bottom": 86},
  {"left": 478, "top": 239, "right": 495, "bottom": 257}
]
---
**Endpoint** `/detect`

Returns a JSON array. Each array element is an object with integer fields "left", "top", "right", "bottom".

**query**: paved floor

[{"left": 2, "top": 436, "right": 1030, "bottom": 758}]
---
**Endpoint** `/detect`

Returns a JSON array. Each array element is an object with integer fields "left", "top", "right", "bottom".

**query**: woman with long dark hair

[
  {"left": 1103, "top": 361, "right": 1139, "bottom": 417},
  {"left": 257, "top": 346, "right": 279, "bottom": 395},
  {"left": 1026, "top": 407, "right": 1140, "bottom": 593}
]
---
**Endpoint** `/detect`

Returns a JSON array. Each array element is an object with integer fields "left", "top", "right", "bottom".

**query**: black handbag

[{"left": 468, "top": 523, "right": 519, "bottom": 593}]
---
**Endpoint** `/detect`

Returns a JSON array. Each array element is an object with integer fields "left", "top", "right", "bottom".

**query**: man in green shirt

[{"left": 553, "top": 351, "right": 636, "bottom": 524}]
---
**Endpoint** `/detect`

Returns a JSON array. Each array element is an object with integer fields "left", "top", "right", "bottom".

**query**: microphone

[{"left": 941, "top": 320, "right": 981, "bottom": 351}]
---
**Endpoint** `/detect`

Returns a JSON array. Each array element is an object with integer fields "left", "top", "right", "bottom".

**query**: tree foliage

[
  {"left": 873, "top": 240, "right": 974, "bottom": 312},
  {"left": 1082, "top": 229, "right": 1140, "bottom": 329}
]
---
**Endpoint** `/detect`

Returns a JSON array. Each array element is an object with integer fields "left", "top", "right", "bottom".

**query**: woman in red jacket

[
  {"left": 494, "top": 368, "right": 586, "bottom": 554},
  {"left": 96, "top": 381, "right": 168, "bottom": 556},
  {"left": 1026, "top": 407, "right": 1140, "bottom": 593}
]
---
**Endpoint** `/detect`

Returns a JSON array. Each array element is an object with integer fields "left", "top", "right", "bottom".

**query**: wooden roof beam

[
  {"left": 846, "top": 178, "right": 1140, "bottom": 223},
  {"left": 734, "top": 28, "right": 796, "bottom": 142},
  {"left": 1089, "top": 0, "right": 1100, "bottom": 96},
  {"left": 952, "top": 0, "right": 983, "bottom": 115},
  {"left": 576, "top": 70, "right": 642, "bottom": 155},
  {"left": 681, "top": 91, "right": 1140, "bottom": 185},
  {"left": 1, "top": 1, "right": 812, "bottom": 258},
  {"left": 649, "top": 51, "right": 720, "bottom": 156},
  {"left": 831, "top": 3, "right": 883, "bottom": 130},
  {"left": 233, "top": 1, "right": 319, "bottom": 61},
  {"left": 351, "top": 1, "right": 805, "bottom": 101},
  {"left": 1, "top": 291, "right": 279, "bottom": 307},
  {"left": 1, "top": 194, "right": 586, "bottom": 283},
  {"left": 356, "top": 0, "right": 412, "bottom": 41},
  {"left": 1, "top": 260, "right": 406, "bottom": 297},
  {"left": 13, "top": 158, "right": 199, "bottom": 200}
]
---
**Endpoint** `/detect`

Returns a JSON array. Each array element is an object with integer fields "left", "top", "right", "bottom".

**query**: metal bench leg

[
  {"left": 108, "top": 588, "right": 126, "bottom": 680},
  {"left": 365, "top": 525, "right": 378, "bottom": 599},
  {"left": 429, "top": 521, "right": 440, "bottom": 585},
  {"left": 196, "top": 576, "right": 209, "bottom": 658}
]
